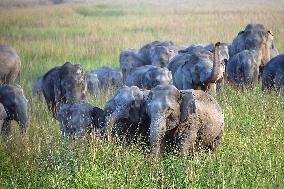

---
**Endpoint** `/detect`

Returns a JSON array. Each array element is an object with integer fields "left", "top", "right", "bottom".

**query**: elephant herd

[{"left": 0, "top": 23, "right": 283, "bottom": 158}]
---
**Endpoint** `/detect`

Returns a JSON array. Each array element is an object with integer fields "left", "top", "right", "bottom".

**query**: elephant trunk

[
  {"left": 210, "top": 42, "right": 222, "bottom": 83},
  {"left": 149, "top": 114, "right": 167, "bottom": 159}
]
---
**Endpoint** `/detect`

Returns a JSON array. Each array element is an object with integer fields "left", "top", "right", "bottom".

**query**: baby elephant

[
  {"left": 86, "top": 71, "right": 99, "bottom": 96},
  {"left": 57, "top": 103, "right": 104, "bottom": 137},
  {"left": 0, "top": 85, "right": 29, "bottom": 141},
  {"left": 126, "top": 65, "right": 173, "bottom": 89}
]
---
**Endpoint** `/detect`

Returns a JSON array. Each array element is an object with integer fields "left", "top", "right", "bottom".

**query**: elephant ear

[{"left": 179, "top": 90, "right": 196, "bottom": 123}]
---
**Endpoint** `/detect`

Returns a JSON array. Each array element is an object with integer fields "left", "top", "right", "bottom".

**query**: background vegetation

[{"left": 0, "top": 0, "right": 283, "bottom": 188}]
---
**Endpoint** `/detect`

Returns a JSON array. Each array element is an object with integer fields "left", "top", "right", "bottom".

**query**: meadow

[{"left": 0, "top": 0, "right": 284, "bottom": 188}]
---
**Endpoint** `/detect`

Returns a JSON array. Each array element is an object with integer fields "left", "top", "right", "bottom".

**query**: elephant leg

[
  {"left": 1, "top": 120, "right": 11, "bottom": 141},
  {"left": 178, "top": 126, "right": 198, "bottom": 156}
]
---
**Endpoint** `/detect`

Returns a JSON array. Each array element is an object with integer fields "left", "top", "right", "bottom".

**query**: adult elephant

[
  {"left": 41, "top": 62, "right": 87, "bottom": 118},
  {"left": 146, "top": 85, "right": 224, "bottom": 158},
  {"left": 171, "top": 42, "right": 224, "bottom": 96},
  {"left": 226, "top": 50, "right": 260, "bottom": 89},
  {"left": 229, "top": 24, "right": 276, "bottom": 72},
  {"left": 262, "top": 54, "right": 284, "bottom": 94},
  {"left": 0, "top": 85, "right": 29, "bottom": 140},
  {"left": 104, "top": 86, "right": 150, "bottom": 142},
  {"left": 0, "top": 45, "right": 21, "bottom": 84}
]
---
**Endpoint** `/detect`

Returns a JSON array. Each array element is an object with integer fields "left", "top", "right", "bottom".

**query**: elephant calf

[
  {"left": 86, "top": 71, "right": 99, "bottom": 96},
  {"left": 226, "top": 50, "right": 260, "bottom": 89},
  {"left": 262, "top": 54, "right": 284, "bottom": 94},
  {"left": 0, "top": 85, "right": 28, "bottom": 140},
  {"left": 57, "top": 103, "right": 104, "bottom": 137},
  {"left": 146, "top": 84, "right": 224, "bottom": 158},
  {"left": 126, "top": 65, "right": 173, "bottom": 89},
  {"left": 104, "top": 86, "right": 150, "bottom": 142}
]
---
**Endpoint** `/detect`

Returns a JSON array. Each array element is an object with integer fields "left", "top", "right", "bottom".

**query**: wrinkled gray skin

[
  {"left": 146, "top": 85, "right": 224, "bottom": 158},
  {"left": 95, "top": 67, "right": 123, "bottom": 90},
  {"left": 0, "top": 45, "right": 21, "bottom": 84},
  {"left": 0, "top": 85, "right": 28, "bottom": 141},
  {"left": 262, "top": 54, "right": 284, "bottom": 94},
  {"left": 171, "top": 42, "right": 224, "bottom": 96},
  {"left": 32, "top": 76, "right": 44, "bottom": 100},
  {"left": 229, "top": 24, "right": 275, "bottom": 71},
  {"left": 126, "top": 65, "right": 172, "bottom": 89},
  {"left": 142, "top": 66, "right": 173, "bottom": 90},
  {"left": 86, "top": 71, "right": 99, "bottom": 96},
  {"left": 104, "top": 86, "right": 150, "bottom": 142},
  {"left": 57, "top": 103, "right": 104, "bottom": 137},
  {"left": 226, "top": 50, "right": 260, "bottom": 89},
  {"left": 41, "top": 62, "right": 87, "bottom": 118}
]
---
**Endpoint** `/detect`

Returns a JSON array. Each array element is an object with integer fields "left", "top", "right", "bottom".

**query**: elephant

[
  {"left": 32, "top": 76, "right": 44, "bottom": 100},
  {"left": 119, "top": 48, "right": 146, "bottom": 83},
  {"left": 57, "top": 102, "right": 104, "bottom": 137},
  {"left": 0, "top": 85, "right": 29, "bottom": 140},
  {"left": 171, "top": 42, "right": 225, "bottom": 96},
  {"left": 41, "top": 62, "right": 87, "bottom": 118},
  {"left": 86, "top": 71, "right": 99, "bottom": 96},
  {"left": 226, "top": 50, "right": 260, "bottom": 89},
  {"left": 138, "top": 40, "right": 177, "bottom": 67},
  {"left": 125, "top": 65, "right": 173, "bottom": 89},
  {"left": 0, "top": 45, "right": 21, "bottom": 84},
  {"left": 262, "top": 54, "right": 284, "bottom": 94},
  {"left": 146, "top": 84, "right": 224, "bottom": 158},
  {"left": 142, "top": 66, "right": 173, "bottom": 90},
  {"left": 229, "top": 24, "right": 275, "bottom": 74},
  {"left": 104, "top": 86, "right": 150, "bottom": 142},
  {"left": 95, "top": 67, "right": 123, "bottom": 90}
]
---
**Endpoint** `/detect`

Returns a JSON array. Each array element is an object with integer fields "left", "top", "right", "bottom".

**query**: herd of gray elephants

[{"left": 0, "top": 23, "right": 283, "bottom": 158}]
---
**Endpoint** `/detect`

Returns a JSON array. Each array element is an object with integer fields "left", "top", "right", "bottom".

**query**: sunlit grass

[{"left": 0, "top": 1, "right": 283, "bottom": 188}]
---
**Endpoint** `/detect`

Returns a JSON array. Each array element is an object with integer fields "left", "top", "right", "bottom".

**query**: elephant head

[
  {"left": 0, "top": 85, "right": 28, "bottom": 140},
  {"left": 60, "top": 63, "right": 87, "bottom": 104},
  {"left": 104, "top": 86, "right": 149, "bottom": 141},
  {"left": 150, "top": 46, "right": 176, "bottom": 67},
  {"left": 230, "top": 24, "right": 275, "bottom": 68},
  {"left": 142, "top": 67, "right": 173, "bottom": 90},
  {"left": 146, "top": 85, "right": 182, "bottom": 157}
]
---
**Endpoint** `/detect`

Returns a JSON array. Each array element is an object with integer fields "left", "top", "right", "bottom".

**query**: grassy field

[{"left": 0, "top": 0, "right": 284, "bottom": 188}]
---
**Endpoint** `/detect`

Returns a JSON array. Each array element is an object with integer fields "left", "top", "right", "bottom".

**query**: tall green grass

[{"left": 0, "top": 1, "right": 283, "bottom": 188}]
